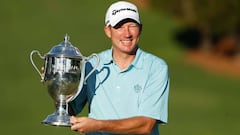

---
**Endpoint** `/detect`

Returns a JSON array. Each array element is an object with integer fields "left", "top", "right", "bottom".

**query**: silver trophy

[{"left": 30, "top": 34, "right": 99, "bottom": 126}]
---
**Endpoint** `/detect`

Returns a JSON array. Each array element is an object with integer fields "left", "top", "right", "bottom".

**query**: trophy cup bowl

[
  {"left": 42, "top": 56, "right": 81, "bottom": 126},
  {"left": 30, "top": 34, "right": 99, "bottom": 126}
]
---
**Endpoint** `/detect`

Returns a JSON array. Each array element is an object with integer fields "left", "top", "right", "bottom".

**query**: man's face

[{"left": 104, "top": 22, "right": 142, "bottom": 55}]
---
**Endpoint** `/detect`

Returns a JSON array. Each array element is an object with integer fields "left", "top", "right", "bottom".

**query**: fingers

[
  {"left": 70, "top": 116, "right": 97, "bottom": 134},
  {"left": 70, "top": 116, "right": 77, "bottom": 124},
  {"left": 70, "top": 116, "right": 77, "bottom": 130},
  {"left": 41, "top": 66, "right": 44, "bottom": 71},
  {"left": 41, "top": 66, "right": 45, "bottom": 78},
  {"left": 70, "top": 116, "right": 92, "bottom": 133},
  {"left": 71, "top": 123, "right": 80, "bottom": 131},
  {"left": 70, "top": 116, "right": 83, "bottom": 133}
]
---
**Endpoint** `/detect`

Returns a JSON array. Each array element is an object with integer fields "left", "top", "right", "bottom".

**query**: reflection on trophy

[{"left": 30, "top": 34, "right": 99, "bottom": 126}]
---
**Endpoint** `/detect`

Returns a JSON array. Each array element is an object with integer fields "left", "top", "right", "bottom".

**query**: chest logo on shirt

[{"left": 134, "top": 84, "right": 142, "bottom": 93}]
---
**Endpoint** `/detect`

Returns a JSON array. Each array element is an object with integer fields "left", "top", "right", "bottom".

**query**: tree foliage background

[{"left": 152, "top": 0, "right": 240, "bottom": 51}]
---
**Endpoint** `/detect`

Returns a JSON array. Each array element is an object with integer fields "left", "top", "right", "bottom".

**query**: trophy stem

[{"left": 42, "top": 95, "right": 71, "bottom": 127}]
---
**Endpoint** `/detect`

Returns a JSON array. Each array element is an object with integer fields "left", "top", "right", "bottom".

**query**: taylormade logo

[{"left": 112, "top": 8, "right": 137, "bottom": 15}]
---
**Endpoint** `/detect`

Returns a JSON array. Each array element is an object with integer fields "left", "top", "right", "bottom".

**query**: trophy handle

[
  {"left": 84, "top": 53, "right": 100, "bottom": 81},
  {"left": 30, "top": 50, "right": 45, "bottom": 81},
  {"left": 66, "top": 53, "right": 100, "bottom": 103}
]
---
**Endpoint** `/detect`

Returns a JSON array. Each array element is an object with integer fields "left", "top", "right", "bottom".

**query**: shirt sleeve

[
  {"left": 138, "top": 60, "right": 170, "bottom": 124},
  {"left": 68, "top": 84, "right": 88, "bottom": 115}
]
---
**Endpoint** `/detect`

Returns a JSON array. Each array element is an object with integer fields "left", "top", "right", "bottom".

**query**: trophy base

[{"left": 42, "top": 113, "right": 72, "bottom": 127}]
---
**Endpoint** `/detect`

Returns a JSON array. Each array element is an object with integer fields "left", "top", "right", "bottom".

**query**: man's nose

[{"left": 123, "top": 27, "right": 132, "bottom": 38}]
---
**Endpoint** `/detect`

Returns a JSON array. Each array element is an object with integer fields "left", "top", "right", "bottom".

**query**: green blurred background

[{"left": 0, "top": 0, "right": 239, "bottom": 135}]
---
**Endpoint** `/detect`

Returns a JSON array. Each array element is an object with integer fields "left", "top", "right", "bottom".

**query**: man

[{"left": 69, "top": 1, "right": 170, "bottom": 135}]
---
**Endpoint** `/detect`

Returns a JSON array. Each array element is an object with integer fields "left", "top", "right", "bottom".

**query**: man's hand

[{"left": 70, "top": 116, "right": 100, "bottom": 134}]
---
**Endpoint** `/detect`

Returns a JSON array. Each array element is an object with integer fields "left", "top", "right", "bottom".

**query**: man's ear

[
  {"left": 104, "top": 26, "right": 111, "bottom": 38},
  {"left": 139, "top": 24, "right": 143, "bottom": 35}
]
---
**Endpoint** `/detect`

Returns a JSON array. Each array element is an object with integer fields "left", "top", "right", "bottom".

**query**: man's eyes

[{"left": 118, "top": 25, "right": 138, "bottom": 29}]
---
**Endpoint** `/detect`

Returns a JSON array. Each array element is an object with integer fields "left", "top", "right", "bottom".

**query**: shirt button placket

[{"left": 115, "top": 72, "right": 122, "bottom": 91}]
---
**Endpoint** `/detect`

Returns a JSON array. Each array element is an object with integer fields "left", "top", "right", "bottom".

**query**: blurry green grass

[{"left": 0, "top": 0, "right": 239, "bottom": 135}]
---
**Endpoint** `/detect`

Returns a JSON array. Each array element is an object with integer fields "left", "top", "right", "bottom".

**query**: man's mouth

[{"left": 121, "top": 40, "right": 132, "bottom": 45}]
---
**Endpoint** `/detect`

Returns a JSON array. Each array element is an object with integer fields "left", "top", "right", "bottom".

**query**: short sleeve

[
  {"left": 138, "top": 60, "right": 170, "bottom": 124},
  {"left": 68, "top": 85, "right": 88, "bottom": 115}
]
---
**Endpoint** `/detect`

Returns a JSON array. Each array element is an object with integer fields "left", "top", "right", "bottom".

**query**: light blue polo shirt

[{"left": 69, "top": 47, "right": 170, "bottom": 135}]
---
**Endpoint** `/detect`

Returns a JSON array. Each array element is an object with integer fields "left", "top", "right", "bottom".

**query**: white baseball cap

[{"left": 105, "top": 1, "right": 141, "bottom": 28}]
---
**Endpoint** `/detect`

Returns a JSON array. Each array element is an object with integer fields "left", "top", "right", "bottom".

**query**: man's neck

[{"left": 112, "top": 48, "right": 138, "bottom": 70}]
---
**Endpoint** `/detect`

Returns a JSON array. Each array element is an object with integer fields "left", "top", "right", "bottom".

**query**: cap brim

[{"left": 113, "top": 18, "right": 140, "bottom": 28}]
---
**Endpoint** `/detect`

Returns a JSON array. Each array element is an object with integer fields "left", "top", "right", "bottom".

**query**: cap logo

[{"left": 112, "top": 8, "right": 137, "bottom": 15}]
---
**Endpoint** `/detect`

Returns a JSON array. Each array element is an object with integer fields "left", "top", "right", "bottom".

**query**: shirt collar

[
  {"left": 103, "top": 47, "right": 144, "bottom": 69},
  {"left": 103, "top": 48, "right": 114, "bottom": 65},
  {"left": 131, "top": 47, "right": 143, "bottom": 69}
]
